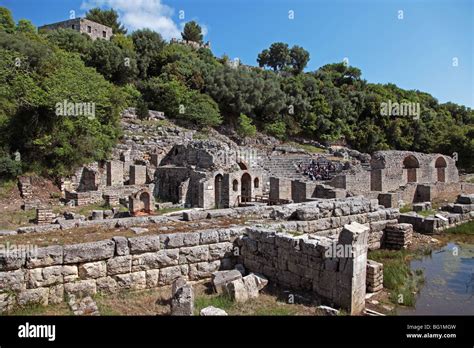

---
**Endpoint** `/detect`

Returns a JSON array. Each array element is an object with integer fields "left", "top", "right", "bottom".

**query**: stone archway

[
  {"left": 139, "top": 191, "right": 151, "bottom": 212},
  {"left": 214, "top": 174, "right": 223, "bottom": 208},
  {"left": 241, "top": 173, "right": 251, "bottom": 203},
  {"left": 403, "top": 155, "right": 419, "bottom": 183},
  {"left": 129, "top": 188, "right": 153, "bottom": 216},
  {"left": 435, "top": 157, "right": 447, "bottom": 182}
]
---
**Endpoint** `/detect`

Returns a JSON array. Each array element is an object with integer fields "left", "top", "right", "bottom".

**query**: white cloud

[{"left": 80, "top": 0, "right": 183, "bottom": 40}]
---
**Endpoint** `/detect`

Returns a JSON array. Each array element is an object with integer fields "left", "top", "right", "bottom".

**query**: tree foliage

[
  {"left": 237, "top": 114, "right": 256, "bottom": 137},
  {"left": 131, "top": 29, "right": 165, "bottom": 78},
  {"left": 0, "top": 4, "right": 472, "bottom": 178},
  {"left": 0, "top": 7, "right": 15, "bottom": 33},
  {"left": 16, "top": 19, "right": 36, "bottom": 34},
  {"left": 258, "top": 43, "right": 310, "bottom": 74},
  {"left": 181, "top": 21, "right": 203, "bottom": 43}
]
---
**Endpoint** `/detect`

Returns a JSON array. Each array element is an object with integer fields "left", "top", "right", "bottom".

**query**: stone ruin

[{"left": 5, "top": 108, "right": 474, "bottom": 317}]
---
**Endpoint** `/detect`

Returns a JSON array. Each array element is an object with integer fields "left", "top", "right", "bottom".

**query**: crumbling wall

[
  {"left": 0, "top": 228, "right": 244, "bottom": 313},
  {"left": 329, "top": 167, "right": 371, "bottom": 195},
  {"left": 370, "top": 151, "right": 459, "bottom": 192},
  {"left": 269, "top": 177, "right": 292, "bottom": 202},
  {"left": 238, "top": 222, "right": 369, "bottom": 314}
]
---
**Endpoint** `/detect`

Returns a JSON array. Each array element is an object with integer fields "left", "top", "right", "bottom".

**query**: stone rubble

[
  {"left": 67, "top": 295, "right": 100, "bottom": 316},
  {"left": 383, "top": 223, "right": 413, "bottom": 249},
  {"left": 170, "top": 277, "right": 194, "bottom": 316},
  {"left": 366, "top": 260, "right": 383, "bottom": 293},
  {"left": 200, "top": 306, "right": 228, "bottom": 316}
]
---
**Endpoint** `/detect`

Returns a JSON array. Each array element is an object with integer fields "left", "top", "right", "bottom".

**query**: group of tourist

[{"left": 296, "top": 158, "right": 337, "bottom": 181}]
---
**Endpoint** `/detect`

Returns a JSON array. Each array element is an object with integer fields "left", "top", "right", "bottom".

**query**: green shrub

[
  {"left": 264, "top": 120, "right": 286, "bottom": 139},
  {"left": 237, "top": 114, "right": 256, "bottom": 137}
]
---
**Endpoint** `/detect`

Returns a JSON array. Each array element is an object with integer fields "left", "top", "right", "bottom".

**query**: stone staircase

[{"left": 260, "top": 154, "right": 314, "bottom": 179}]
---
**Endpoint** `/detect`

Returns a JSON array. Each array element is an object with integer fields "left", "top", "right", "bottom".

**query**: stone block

[
  {"left": 212, "top": 270, "right": 242, "bottom": 294},
  {"left": 200, "top": 306, "right": 228, "bottom": 316},
  {"left": 113, "top": 236, "right": 129, "bottom": 256},
  {"left": 132, "top": 249, "right": 179, "bottom": 271},
  {"left": 17, "top": 288, "right": 49, "bottom": 306},
  {"left": 64, "top": 279, "right": 97, "bottom": 297},
  {"left": 63, "top": 240, "right": 115, "bottom": 264},
  {"left": 26, "top": 245, "right": 63, "bottom": 268},
  {"left": 179, "top": 246, "right": 209, "bottom": 264},
  {"left": 115, "top": 271, "right": 146, "bottom": 291},
  {"left": 170, "top": 280, "right": 194, "bottom": 316},
  {"left": 227, "top": 278, "right": 248, "bottom": 303},
  {"left": 128, "top": 235, "right": 161, "bottom": 254},
  {"left": 106, "top": 255, "right": 131, "bottom": 275},
  {"left": 79, "top": 261, "right": 107, "bottom": 279}
]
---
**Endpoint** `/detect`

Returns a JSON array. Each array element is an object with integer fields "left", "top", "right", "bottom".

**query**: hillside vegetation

[{"left": 0, "top": 7, "right": 472, "bottom": 180}]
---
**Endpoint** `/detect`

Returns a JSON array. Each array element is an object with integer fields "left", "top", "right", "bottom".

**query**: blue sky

[{"left": 1, "top": 0, "right": 473, "bottom": 107}]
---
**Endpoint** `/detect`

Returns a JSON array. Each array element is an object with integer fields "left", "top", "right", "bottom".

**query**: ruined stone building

[
  {"left": 155, "top": 141, "right": 264, "bottom": 209},
  {"left": 39, "top": 18, "right": 113, "bottom": 40},
  {"left": 59, "top": 108, "right": 470, "bottom": 214}
]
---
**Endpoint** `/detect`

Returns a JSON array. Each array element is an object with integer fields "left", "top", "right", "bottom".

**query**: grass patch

[
  {"left": 417, "top": 209, "right": 437, "bottom": 218},
  {"left": 287, "top": 230, "right": 304, "bottom": 237},
  {"left": 444, "top": 220, "right": 474, "bottom": 235},
  {"left": 368, "top": 248, "right": 427, "bottom": 307},
  {"left": 0, "top": 209, "right": 36, "bottom": 230},
  {"left": 399, "top": 205, "right": 412, "bottom": 213},
  {"left": 6, "top": 302, "right": 71, "bottom": 316},
  {"left": 194, "top": 294, "right": 235, "bottom": 315},
  {"left": 286, "top": 141, "right": 326, "bottom": 154},
  {"left": 0, "top": 180, "right": 16, "bottom": 199}
]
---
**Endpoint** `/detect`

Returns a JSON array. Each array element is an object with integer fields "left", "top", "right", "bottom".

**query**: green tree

[
  {"left": 0, "top": 32, "right": 128, "bottom": 177},
  {"left": 290, "top": 45, "right": 310, "bottom": 74},
  {"left": 257, "top": 42, "right": 290, "bottom": 72},
  {"left": 44, "top": 28, "right": 92, "bottom": 58},
  {"left": 85, "top": 7, "right": 127, "bottom": 34},
  {"left": 86, "top": 39, "right": 138, "bottom": 85},
  {"left": 264, "top": 120, "right": 286, "bottom": 139},
  {"left": 112, "top": 33, "right": 134, "bottom": 51},
  {"left": 182, "top": 91, "right": 222, "bottom": 127},
  {"left": 136, "top": 99, "right": 149, "bottom": 120},
  {"left": 181, "top": 21, "right": 203, "bottom": 43},
  {"left": 16, "top": 19, "right": 36, "bottom": 34},
  {"left": 131, "top": 29, "right": 165, "bottom": 78},
  {"left": 0, "top": 7, "right": 15, "bottom": 33},
  {"left": 237, "top": 114, "right": 256, "bottom": 137}
]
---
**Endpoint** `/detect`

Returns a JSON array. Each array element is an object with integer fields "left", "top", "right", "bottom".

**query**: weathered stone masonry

[
  {"left": 0, "top": 196, "right": 400, "bottom": 314},
  {"left": 238, "top": 223, "right": 369, "bottom": 314},
  {"left": 0, "top": 228, "right": 244, "bottom": 313}
]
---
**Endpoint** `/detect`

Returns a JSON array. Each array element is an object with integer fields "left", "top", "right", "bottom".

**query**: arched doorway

[
  {"left": 139, "top": 191, "right": 151, "bottom": 212},
  {"left": 214, "top": 174, "right": 223, "bottom": 208},
  {"left": 435, "top": 157, "right": 447, "bottom": 182},
  {"left": 241, "top": 173, "right": 251, "bottom": 203},
  {"left": 403, "top": 155, "right": 419, "bottom": 183}
]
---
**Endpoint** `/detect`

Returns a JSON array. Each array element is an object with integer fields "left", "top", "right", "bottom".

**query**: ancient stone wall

[
  {"left": 39, "top": 18, "right": 113, "bottom": 41},
  {"left": 238, "top": 222, "right": 369, "bottom": 314},
  {"left": 370, "top": 151, "right": 459, "bottom": 192},
  {"left": 106, "top": 161, "right": 124, "bottom": 187},
  {"left": 0, "top": 228, "right": 245, "bottom": 313},
  {"left": 291, "top": 181, "right": 317, "bottom": 203},
  {"left": 269, "top": 177, "right": 292, "bottom": 202},
  {"left": 129, "top": 165, "right": 147, "bottom": 185},
  {"left": 329, "top": 167, "right": 371, "bottom": 195}
]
